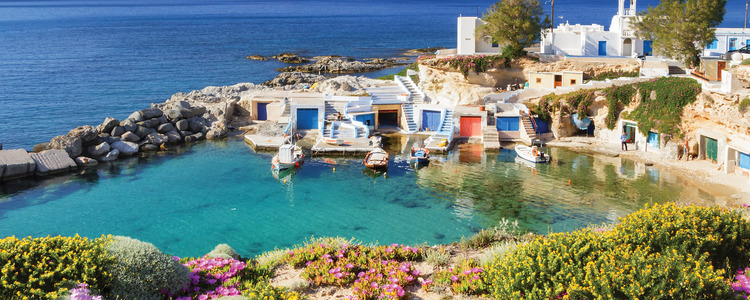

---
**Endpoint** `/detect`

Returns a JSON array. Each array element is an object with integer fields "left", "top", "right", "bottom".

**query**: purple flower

[{"left": 451, "top": 275, "right": 459, "bottom": 281}]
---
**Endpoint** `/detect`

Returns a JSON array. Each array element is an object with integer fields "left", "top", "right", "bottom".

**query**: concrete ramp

[
  {"left": 0, "top": 149, "right": 36, "bottom": 181},
  {"left": 30, "top": 150, "right": 77, "bottom": 176}
]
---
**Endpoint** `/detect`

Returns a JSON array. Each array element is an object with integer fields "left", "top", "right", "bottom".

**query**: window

[
  {"left": 570, "top": 79, "right": 577, "bottom": 85},
  {"left": 535, "top": 78, "right": 541, "bottom": 83},
  {"left": 730, "top": 38, "right": 738, "bottom": 51},
  {"left": 491, "top": 42, "right": 498, "bottom": 47},
  {"left": 707, "top": 39, "right": 718, "bottom": 49}
]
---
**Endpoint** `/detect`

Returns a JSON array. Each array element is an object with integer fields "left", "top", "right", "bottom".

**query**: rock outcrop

[
  {"left": 312, "top": 75, "right": 388, "bottom": 96},
  {"left": 277, "top": 57, "right": 393, "bottom": 74},
  {"left": 261, "top": 72, "right": 328, "bottom": 87}
]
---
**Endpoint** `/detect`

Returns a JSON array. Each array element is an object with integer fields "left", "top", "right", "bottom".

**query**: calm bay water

[
  {"left": 1, "top": 0, "right": 746, "bottom": 149},
  {"left": 0, "top": 137, "right": 721, "bottom": 257}
]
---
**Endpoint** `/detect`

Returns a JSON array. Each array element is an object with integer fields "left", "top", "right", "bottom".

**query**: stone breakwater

[{"left": 0, "top": 76, "right": 386, "bottom": 183}]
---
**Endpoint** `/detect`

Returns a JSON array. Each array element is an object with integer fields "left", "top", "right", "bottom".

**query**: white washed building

[
  {"left": 702, "top": 28, "right": 750, "bottom": 57},
  {"left": 456, "top": 17, "right": 502, "bottom": 55},
  {"left": 539, "top": 0, "right": 648, "bottom": 57}
]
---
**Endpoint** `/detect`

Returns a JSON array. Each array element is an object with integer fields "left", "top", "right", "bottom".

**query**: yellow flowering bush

[
  {"left": 0, "top": 235, "right": 114, "bottom": 299},
  {"left": 240, "top": 281, "right": 301, "bottom": 300},
  {"left": 485, "top": 203, "right": 747, "bottom": 299}
]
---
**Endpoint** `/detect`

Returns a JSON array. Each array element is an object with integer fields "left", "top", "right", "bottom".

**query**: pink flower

[
  {"left": 451, "top": 275, "right": 459, "bottom": 281},
  {"left": 385, "top": 247, "right": 393, "bottom": 253},
  {"left": 346, "top": 263, "right": 354, "bottom": 269},
  {"left": 371, "top": 282, "right": 379, "bottom": 288}
]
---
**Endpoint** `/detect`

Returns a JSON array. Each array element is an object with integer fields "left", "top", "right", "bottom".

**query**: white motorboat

[{"left": 515, "top": 144, "right": 549, "bottom": 163}]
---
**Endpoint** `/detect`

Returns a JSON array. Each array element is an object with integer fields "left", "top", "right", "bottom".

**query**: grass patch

[{"left": 740, "top": 97, "right": 750, "bottom": 112}]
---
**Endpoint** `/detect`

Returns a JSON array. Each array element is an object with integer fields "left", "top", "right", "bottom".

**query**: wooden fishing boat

[
  {"left": 364, "top": 148, "right": 389, "bottom": 170},
  {"left": 515, "top": 144, "right": 549, "bottom": 163},
  {"left": 272, "top": 143, "right": 305, "bottom": 171},
  {"left": 410, "top": 147, "right": 430, "bottom": 167}
]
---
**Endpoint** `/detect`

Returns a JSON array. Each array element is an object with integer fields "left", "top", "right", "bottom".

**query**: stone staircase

[
  {"left": 403, "top": 104, "right": 418, "bottom": 132},
  {"left": 520, "top": 112, "right": 538, "bottom": 145},
  {"left": 439, "top": 110, "right": 453, "bottom": 134},
  {"left": 483, "top": 127, "right": 500, "bottom": 150},
  {"left": 398, "top": 76, "right": 423, "bottom": 104}
]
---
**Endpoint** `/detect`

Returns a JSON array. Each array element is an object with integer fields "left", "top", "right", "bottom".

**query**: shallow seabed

[{"left": 0, "top": 137, "right": 724, "bottom": 257}]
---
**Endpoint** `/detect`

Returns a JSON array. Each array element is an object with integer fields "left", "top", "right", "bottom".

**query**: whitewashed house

[
  {"left": 539, "top": 0, "right": 648, "bottom": 57},
  {"left": 702, "top": 28, "right": 750, "bottom": 57},
  {"left": 456, "top": 17, "right": 502, "bottom": 55}
]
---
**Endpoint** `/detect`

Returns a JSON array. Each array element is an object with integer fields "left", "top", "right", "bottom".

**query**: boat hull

[
  {"left": 364, "top": 148, "right": 389, "bottom": 170},
  {"left": 515, "top": 145, "right": 549, "bottom": 163}
]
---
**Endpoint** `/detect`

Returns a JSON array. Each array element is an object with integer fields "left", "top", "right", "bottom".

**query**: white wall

[
  {"left": 548, "top": 32, "right": 583, "bottom": 56},
  {"left": 457, "top": 17, "right": 477, "bottom": 55}
]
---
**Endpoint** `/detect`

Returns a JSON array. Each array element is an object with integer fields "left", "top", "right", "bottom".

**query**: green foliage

[
  {"left": 740, "top": 97, "right": 750, "bottom": 112},
  {"left": 435, "top": 55, "right": 502, "bottom": 77},
  {"left": 484, "top": 203, "right": 746, "bottom": 299},
  {"left": 590, "top": 70, "right": 640, "bottom": 81},
  {"left": 376, "top": 62, "right": 419, "bottom": 82},
  {"left": 461, "top": 228, "right": 496, "bottom": 249},
  {"left": 206, "top": 243, "right": 240, "bottom": 259},
  {"left": 633, "top": 0, "right": 727, "bottom": 68},
  {"left": 537, "top": 77, "right": 700, "bottom": 136},
  {"left": 629, "top": 77, "right": 701, "bottom": 137},
  {"left": 105, "top": 236, "right": 190, "bottom": 300},
  {"left": 602, "top": 84, "right": 636, "bottom": 129},
  {"left": 242, "top": 281, "right": 302, "bottom": 300},
  {"left": 431, "top": 259, "right": 489, "bottom": 296},
  {"left": 613, "top": 203, "right": 750, "bottom": 271},
  {"left": 0, "top": 235, "right": 114, "bottom": 299},
  {"left": 424, "top": 247, "right": 451, "bottom": 267},
  {"left": 476, "top": 0, "right": 546, "bottom": 59}
]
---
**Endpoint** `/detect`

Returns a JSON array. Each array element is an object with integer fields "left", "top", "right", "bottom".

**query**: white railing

[
  {"left": 343, "top": 101, "right": 370, "bottom": 138},
  {"left": 395, "top": 76, "right": 426, "bottom": 104}
]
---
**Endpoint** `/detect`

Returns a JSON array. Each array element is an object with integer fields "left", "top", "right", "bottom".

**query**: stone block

[
  {"left": 29, "top": 150, "right": 77, "bottom": 176},
  {"left": 0, "top": 149, "right": 36, "bottom": 181}
]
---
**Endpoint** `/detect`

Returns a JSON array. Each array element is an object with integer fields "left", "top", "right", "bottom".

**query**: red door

[{"left": 460, "top": 116, "right": 482, "bottom": 137}]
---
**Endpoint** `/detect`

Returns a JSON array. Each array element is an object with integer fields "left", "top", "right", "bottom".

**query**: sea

[
  {"left": 0, "top": 0, "right": 747, "bottom": 257},
  {"left": 1, "top": 0, "right": 747, "bottom": 150}
]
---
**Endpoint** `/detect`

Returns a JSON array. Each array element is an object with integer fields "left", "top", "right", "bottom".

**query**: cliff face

[
  {"left": 417, "top": 56, "right": 640, "bottom": 107},
  {"left": 681, "top": 91, "right": 750, "bottom": 140}
]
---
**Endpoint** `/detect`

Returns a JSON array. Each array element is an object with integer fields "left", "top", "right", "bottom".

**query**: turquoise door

[
  {"left": 706, "top": 137, "right": 718, "bottom": 162},
  {"left": 740, "top": 152, "right": 750, "bottom": 169},
  {"left": 422, "top": 110, "right": 441, "bottom": 131},
  {"left": 598, "top": 41, "right": 607, "bottom": 56},
  {"left": 296, "top": 108, "right": 319, "bottom": 129},
  {"left": 643, "top": 40, "right": 652, "bottom": 56},
  {"left": 496, "top": 117, "right": 519, "bottom": 131},
  {"left": 647, "top": 132, "right": 659, "bottom": 148},
  {"left": 257, "top": 102, "right": 268, "bottom": 121}
]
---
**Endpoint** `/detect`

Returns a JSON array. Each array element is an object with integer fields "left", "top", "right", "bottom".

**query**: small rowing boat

[
  {"left": 364, "top": 148, "right": 389, "bottom": 170},
  {"left": 410, "top": 147, "right": 430, "bottom": 168},
  {"left": 321, "top": 137, "right": 340, "bottom": 145},
  {"left": 515, "top": 144, "right": 549, "bottom": 163}
]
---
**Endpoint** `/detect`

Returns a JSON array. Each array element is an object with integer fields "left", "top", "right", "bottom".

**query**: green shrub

[
  {"left": 431, "top": 259, "right": 489, "bottom": 296},
  {"left": 0, "top": 235, "right": 114, "bottom": 299},
  {"left": 425, "top": 247, "right": 451, "bottom": 267},
  {"left": 740, "top": 97, "right": 750, "bottom": 112},
  {"left": 613, "top": 203, "right": 750, "bottom": 271},
  {"left": 241, "top": 281, "right": 302, "bottom": 300},
  {"left": 602, "top": 84, "right": 636, "bottom": 129},
  {"left": 741, "top": 58, "right": 750, "bottom": 65},
  {"left": 206, "top": 243, "right": 240, "bottom": 259},
  {"left": 590, "top": 69, "right": 640, "bottom": 81},
  {"left": 461, "top": 228, "right": 496, "bottom": 249},
  {"left": 105, "top": 236, "right": 190, "bottom": 300}
]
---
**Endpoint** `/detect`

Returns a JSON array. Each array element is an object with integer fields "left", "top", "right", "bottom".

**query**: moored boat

[
  {"left": 515, "top": 144, "right": 549, "bottom": 163},
  {"left": 364, "top": 147, "right": 389, "bottom": 170},
  {"left": 272, "top": 143, "right": 305, "bottom": 171},
  {"left": 321, "top": 137, "right": 340, "bottom": 145},
  {"left": 410, "top": 147, "right": 430, "bottom": 167}
]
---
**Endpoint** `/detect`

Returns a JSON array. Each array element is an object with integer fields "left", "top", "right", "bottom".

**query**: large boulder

[
  {"left": 100, "top": 149, "right": 119, "bottom": 162},
  {"left": 29, "top": 150, "right": 77, "bottom": 176},
  {"left": 49, "top": 135, "right": 82, "bottom": 158},
  {"left": 157, "top": 123, "right": 176, "bottom": 134},
  {"left": 140, "top": 108, "right": 163, "bottom": 119},
  {"left": 121, "top": 131, "right": 140, "bottom": 143},
  {"left": 164, "top": 101, "right": 206, "bottom": 120},
  {"left": 111, "top": 141, "right": 139, "bottom": 156},
  {"left": 68, "top": 125, "right": 98, "bottom": 143},
  {"left": 0, "top": 149, "right": 36, "bottom": 181},
  {"left": 206, "top": 127, "right": 227, "bottom": 140},
  {"left": 97, "top": 117, "right": 120, "bottom": 134},
  {"left": 74, "top": 156, "right": 98, "bottom": 167},
  {"left": 146, "top": 132, "right": 169, "bottom": 146},
  {"left": 175, "top": 119, "right": 188, "bottom": 131},
  {"left": 188, "top": 117, "right": 207, "bottom": 133},
  {"left": 87, "top": 142, "right": 110, "bottom": 157},
  {"left": 120, "top": 120, "right": 137, "bottom": 133},
  {"left": 33, "top": 143, "right": 50, "bottom": 153},
  {"left": 111, "top": 126, "right": 126, "bottom": 137},
  {"left": 165, "top": 131, "right": 182, "bottom": 144},
  {"left": 134, "top": 126, "right": 150, "bottom": 139},
  {"left": 127, "top": 111, "right": 144, "bottom": 123}
]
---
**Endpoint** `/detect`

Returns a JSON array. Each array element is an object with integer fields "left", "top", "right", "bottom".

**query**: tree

[
  {"left": 633, "top": 0, "right": 727, "bottom": 68},
  {"left": 476, "top": 0, "right": 546, "bottom": 59}
]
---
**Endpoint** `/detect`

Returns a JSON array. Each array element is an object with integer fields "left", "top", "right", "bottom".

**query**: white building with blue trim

[{"left": 702, "top": 28, "right": 750, "bottom": 57}]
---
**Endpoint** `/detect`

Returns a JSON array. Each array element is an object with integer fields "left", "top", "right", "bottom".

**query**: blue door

[
  {"left": 643, "top": 40, "right": 652, "bottom": 56},
  {"left": 296, "top": 108, "right": 318, "bottom": 129},
  {"left": 354, "top": 114, "right": 375, "bottom": 128},
  {"left": 730, "top": 38, "right": 738, "bottom": 51},
  {"left": 647, "top": 132, "right": 659, "bottom": 149},
  {"left": 496, "top": 117, "right": 519, "bottom": 131},
  {"left": 422, "top": 110, "right": 441, "bottom": 131},
  {"left": 598, "top": 41, "right": 607, "bottom": 56},
  {"left": 740, "top": 152, "right": 750, "bottom": 169},
  {"left": 257, "top": 102, "right": 268, "bottom": 121}
]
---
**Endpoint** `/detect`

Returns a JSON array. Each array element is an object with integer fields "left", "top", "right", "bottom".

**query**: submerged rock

[{"left": 246, "top": 55, "right": 268, "bottom": 60}]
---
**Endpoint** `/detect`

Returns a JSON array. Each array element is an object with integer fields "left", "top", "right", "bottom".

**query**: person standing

[{"left": 621, "top": 132, "right": 628, "bottom": 151}]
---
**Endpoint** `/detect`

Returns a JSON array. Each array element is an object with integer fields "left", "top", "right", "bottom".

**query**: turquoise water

[{"left": 0, "top": 137, "right": 721, "bottom": 257}]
